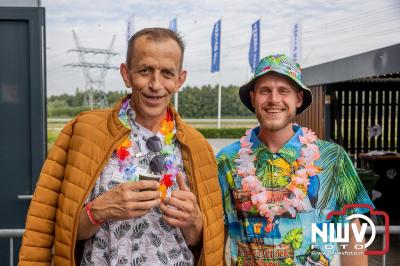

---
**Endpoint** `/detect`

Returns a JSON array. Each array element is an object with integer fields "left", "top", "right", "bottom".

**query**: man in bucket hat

[{"left": 217, "top": 54, "right": 372, "bottom": 265}]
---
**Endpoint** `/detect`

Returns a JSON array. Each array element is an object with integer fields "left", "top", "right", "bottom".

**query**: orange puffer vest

[{"left": 19, "top": 96, "right": 224, "bottom": 265}]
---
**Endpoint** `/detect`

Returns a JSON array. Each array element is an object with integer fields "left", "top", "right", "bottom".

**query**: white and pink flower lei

[{"left": 235, "top": 127, "right": 321, "bottom": 230}]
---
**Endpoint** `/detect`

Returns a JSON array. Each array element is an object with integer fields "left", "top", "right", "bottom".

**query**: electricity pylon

[{"left": 65, "top": 30, "right": 119, "bottom": 109}]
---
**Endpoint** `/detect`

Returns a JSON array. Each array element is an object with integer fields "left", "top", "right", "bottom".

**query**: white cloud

[{"left": 43, "top": 0, "right": 400, "bottom": 95}]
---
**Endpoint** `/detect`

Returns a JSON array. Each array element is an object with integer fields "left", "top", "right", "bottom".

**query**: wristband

[{"left": 85, "top": 201, "right": 105, "bottom": 226}]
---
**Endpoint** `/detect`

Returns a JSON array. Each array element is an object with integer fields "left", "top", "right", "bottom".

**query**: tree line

[{"left": 47, "top": 85, "right": 253, "bottom": 118}]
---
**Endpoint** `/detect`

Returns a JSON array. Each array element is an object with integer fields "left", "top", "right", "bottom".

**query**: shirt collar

[
  {"left": 250, "top": 124, "right": 303, "bottom": 164},
  {"left": 118, "top": 98, "right": 177, "bottom": 136},
  {"left": 118, "top": 98, "right": 135, "bottom": 129}
]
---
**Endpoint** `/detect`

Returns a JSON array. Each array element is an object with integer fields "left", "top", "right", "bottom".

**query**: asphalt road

[{"left": 207, "top": 138, "right": 237, "bottom": 154}]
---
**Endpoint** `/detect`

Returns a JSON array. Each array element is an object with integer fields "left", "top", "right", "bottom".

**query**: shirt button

[
  {"left": 272, "top": 154, "right": 277, "bottom": 159},
  {"left": 274, "top": 172, "right": 278, "bottom": 177}
]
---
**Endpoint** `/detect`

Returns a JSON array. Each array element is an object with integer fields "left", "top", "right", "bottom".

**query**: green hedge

[
  {"left": 47, "top": 127, "right": 248, "bottom": 148},
  {"left": 47, "top": 131, "right": 58, "bottom": 144},
  {"left": 48, "top": 106, "right": 91, "bottom": 118},
  {"left": 196, "top": 128, "right": 247, "bottom": 138}
]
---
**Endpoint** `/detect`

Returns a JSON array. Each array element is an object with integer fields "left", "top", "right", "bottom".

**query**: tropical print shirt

[
  {"left": 217, "top": 125, "right": 373, "bottom": 266},
  {"left": 81, "top": 99, "right": 194, "bottom": 266}
]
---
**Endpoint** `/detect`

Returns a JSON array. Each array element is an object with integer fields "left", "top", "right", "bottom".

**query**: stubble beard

[
  {"left": 130, "top": 90, "right": 169, "bottom": 120},
  {"left": 256, "top": 107, "right": 296, "bottom": 132}
]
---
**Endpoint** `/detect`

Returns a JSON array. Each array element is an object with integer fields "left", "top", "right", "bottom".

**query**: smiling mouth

[
  {"left": 264, "top": 108, "right": 285, "bottom": 113},
  {"left": 143, "top": 94, "right": 165, "bottom": 100}
]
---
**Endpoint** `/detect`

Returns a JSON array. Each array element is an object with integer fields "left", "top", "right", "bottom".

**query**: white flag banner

[
  {"left": 126, "top": 15, "right": 135, "bottom": 43},
  {"left": 169, "top": 17, "right": 177, "bottom": 33},
  {"left": 290, "top": 20, "right": 302, "bottom": 63}
]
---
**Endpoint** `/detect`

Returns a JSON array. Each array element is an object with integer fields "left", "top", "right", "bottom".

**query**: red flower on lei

[
  {"left": 116, "top": 138, "right": 132, "bottom": 160},
  {"left": 117, "top": 147, "right": 129, "bottom": 160}
]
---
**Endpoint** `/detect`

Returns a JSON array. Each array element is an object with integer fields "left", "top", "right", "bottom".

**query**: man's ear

[
  {"left": 120, "top": 63, "right": 131, "bottom": 88},
  {"left": 250, "top": 90, "right": 256, "bottom": 108},
  {"left": 296, "top": 90, "right": 304, "bottom": 108},
  {"left": 175, "top": 70, "right": 187, "bottom": 92}
]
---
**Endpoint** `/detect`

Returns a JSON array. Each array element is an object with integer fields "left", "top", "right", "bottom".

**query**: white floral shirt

[{"left": 81, "top": 100, "right": 194, "bottom": 266}]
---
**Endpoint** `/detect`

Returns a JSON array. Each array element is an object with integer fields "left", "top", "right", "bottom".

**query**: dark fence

[
  {"left": 295, "top": 85, "right": 326, "bottom": 139},
  {"left": 329, "top": 81, "right": 400, "bottom": 160}
]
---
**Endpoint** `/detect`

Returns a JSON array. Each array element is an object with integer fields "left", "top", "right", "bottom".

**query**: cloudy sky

[{"left": 43, "top": 0, "right": 400, "bottom": 96}]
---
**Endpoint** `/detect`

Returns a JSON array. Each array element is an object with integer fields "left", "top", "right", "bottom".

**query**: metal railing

[
  {"left": 1, "top": 226, "right": 399, "bottom": 266},
  {"left": 0, "top": 229, "right": 24, "bottom": 266},
  {"left": 366, "top": 225, "right": 400, "bottom": 266}
]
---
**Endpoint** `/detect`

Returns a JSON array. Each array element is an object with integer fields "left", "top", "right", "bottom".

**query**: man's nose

[
  {"left": 268, "top": 90, "right": 280, "bottom": 103},
  {"left": 149, "top": 72, "right": 163, "bottom": 91}
]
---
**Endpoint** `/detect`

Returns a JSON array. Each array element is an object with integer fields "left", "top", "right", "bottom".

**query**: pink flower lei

[{"left": 235, "top": 127, "right": 321, "bottom": 230}]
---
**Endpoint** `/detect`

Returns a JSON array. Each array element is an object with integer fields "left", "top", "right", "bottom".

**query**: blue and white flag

[
  {"left": 211, "top": 19, "right": 221, "bottom": 73},
  {"left": 290, "top": 20, "right": 302, "bottom": 63},
  {"left": 126, "top": 15, "right": 134, "bottom": 43},
  {"left": 248, "top": 20, "right": 260, "bottom": 73},
  {"left": 168, "top": 17, "right": 177, "bottom": 33}
]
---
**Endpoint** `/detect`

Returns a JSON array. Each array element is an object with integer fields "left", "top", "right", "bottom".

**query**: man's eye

[
  {"left": 163, "top": 71, "right": 175, "bottom": 77},
  {"left": 139, "top": 68, "right": 150, "bottom": 74}
]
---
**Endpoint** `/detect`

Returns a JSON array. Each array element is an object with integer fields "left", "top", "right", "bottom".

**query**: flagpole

[
  {"left": 217, "top": 73, "right": 222, "bottom": 129},
  {"left": 217, "top": 17, "right": 222, "bottom": 129},
  {"left": 173, "top": 15, "right": 179, "bottom": 111},
  {"left": 211, "top": 18, "right": 222, "bottom": 128},
  {"left": 174, "top": 90, "right": 179, "bottom": 112}
]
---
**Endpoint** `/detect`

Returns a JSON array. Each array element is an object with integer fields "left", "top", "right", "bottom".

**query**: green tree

[{"left": 47, "top": 85, "right": 254, "bottom": 118}]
